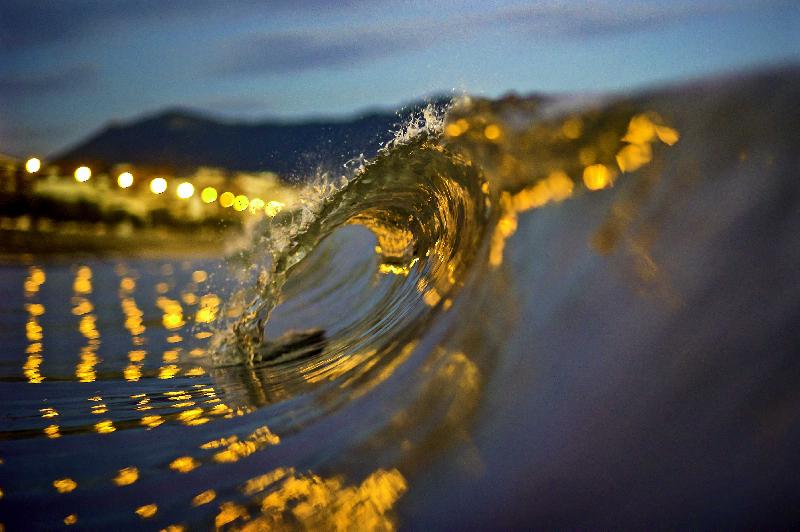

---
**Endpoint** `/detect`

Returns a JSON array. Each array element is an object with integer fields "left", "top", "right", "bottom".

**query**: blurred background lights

[
  {"left": 117, "top": 172, "right": 134, "bottom": 188},
  {"left": 25, "top": 158, "right": 41, "bottom": 173},
  {"left": 201, "top": 187, "right": 218, "bottom": 203},
  {"left": 74, "top": 166, "right": 92, "bottom": 182},
  {"left": 176, "top": 182, "right": 195, "bottom": 199},
  {"left": 150, "top": 177, "right": 167, "bottom": 194},
  {"left": 248, "top": 197, "right": 265, "bottom": 214},
  {"left": 265, "top": 200, "right": 284, "bottom": 217},
  {"left": 219, "top": 191, "right": 235, "bottom": 208},
  {"left": 583, "top": 164, "right": 614, "bottom": 190},
  {"left": 233, "top": 195, "right": 249, "bottom": 212}
]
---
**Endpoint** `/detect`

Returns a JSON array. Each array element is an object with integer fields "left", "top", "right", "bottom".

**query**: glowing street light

[
  {"left": 201, "top": 186, "right": 218, "bottom": 203},
  {"left": 150, "top": 177, "right": 167, "bottom": 194},
  {"left": 176, "top": 182, "right": 195, "bottom": 199},
  {"left": 25, "top": 158, "right": 41, "bottom": 173},
  {"left": 117, "top": 172, "right": 134, "bottom": 188},
  {"left": 74, "top": 166, "right": 92, "bottom": 182}
]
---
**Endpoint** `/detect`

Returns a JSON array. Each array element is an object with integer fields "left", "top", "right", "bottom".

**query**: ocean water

[{"left": 1, "top": 67, "right": 799, "bottom": 529}]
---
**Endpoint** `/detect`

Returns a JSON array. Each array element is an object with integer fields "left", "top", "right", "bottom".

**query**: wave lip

[{"left": 207, "top": 114, "right": 494, "bottom": 407}]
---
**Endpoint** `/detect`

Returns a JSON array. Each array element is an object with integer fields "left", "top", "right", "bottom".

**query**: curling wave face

[
  {"left": 209, "top": 129, "right": 492, "bottom": 372},
  {"left": 1, "top": 67, "right": 799, "bottom": 529}
]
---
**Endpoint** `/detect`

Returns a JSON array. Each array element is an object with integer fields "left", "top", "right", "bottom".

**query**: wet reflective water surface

[{"left": 1, "top": 68, "right": 800, "bottom": 529}]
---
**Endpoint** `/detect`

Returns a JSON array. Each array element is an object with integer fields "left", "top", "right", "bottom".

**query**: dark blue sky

[{"left": 1, "top": 0, "right": 798, "bottom": 157}]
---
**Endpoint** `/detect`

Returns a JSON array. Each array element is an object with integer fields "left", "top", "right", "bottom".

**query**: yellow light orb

[
  {"left": 484, "top": 124, "right": 502, "bottom": 141},
  {"left": 583, "top": 164, "right": 614, "bottom": 191},
  {"left": 176, "top": 181, "right": 195, "bottom": 199},
  {"left": 26, "top": 158, "right": 41, "bottom": 173},
  {"left": 219, "top": 191, "right": 235, "bottom": 208},
  {"left": 150, "top": 177, "right": 167, "bottom": 194},
  {"left": 201, "top": 187, "right": 218, "bottom": 203},
  {"left": 117, "top": 172, "right": 133, "bottom": 188},
  {"left": 233, "top": 195, "right": 249, "bottom": 212},
  {"left": 248, "top": 197, "right": 265, "bottom": 214},
  {"left": 74, "top": 166, "right": 92, "bottom": 182},
  {"left": 265, "top": 200, "right": 284, "bottom": 217}
]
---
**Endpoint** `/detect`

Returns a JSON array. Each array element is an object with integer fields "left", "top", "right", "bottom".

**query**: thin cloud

[
  {"left": 217, "top": 0, "right": 784, "bottom": 78},
  {"left": 218, "top": 29, "right": 424, "bottom": 76},
  {"left": 0, "top": 64, "right": 98, "bottom": 98},
  {"left": 0, "top": 0, "right": 375, "bottom": 52},
  {"left": 492, "top": 0, "right": 788, "bottom": 39}
]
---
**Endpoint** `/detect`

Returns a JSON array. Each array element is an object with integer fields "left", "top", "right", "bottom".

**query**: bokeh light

[
  {"left": 25, "top": 158, "right": 41, "bottom": 173},
  {"left": 176, "top": 182, "right": 195, "bottom": 199},
  {"left": 265, "top": 200, "right": 284, "bottom": 217},
  {"left": 117, "top": 172, "right": 134, "bottom": 188},
  {"left": 248, "top": 197, "right": 265, "bottom": 214},
  {"left": 233, "top": 195, "right": 249, "bottom": 212},
  {"left": 484, "top": 124, "right": 502, "bottom": 140},
  {"left": 150, "top": 177, "right": 167, "bottom": 194},
  {"left": 201, "top": 187, "right": 218, "bottom": 203},
  {"left": 74, "top": 166, "right": 92, "bottom": 182},
  {"left": 583, "top": 164, "right": 614, "bottom": 190},
  {"left": 219, "top": 191, "right": 235, "bottom": 208}
]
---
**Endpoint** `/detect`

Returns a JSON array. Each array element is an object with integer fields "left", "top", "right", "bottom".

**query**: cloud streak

[
  {"left": 216, "top": 0, "right": 784, "bottom": 78},
  {"left": 493, "top": 0, "right": 787, "bottom": 39},
  {"left": 0, "top": 0, "right": 375, "bottom": 52},
  {"left": 0, "top": 64, "right": 98, "bottom": 98},
  {"left": 218, "top": 29, "right": 425, "bottom": 75}
]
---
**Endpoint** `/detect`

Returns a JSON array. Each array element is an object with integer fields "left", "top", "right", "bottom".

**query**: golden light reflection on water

[
  {"left": 141, "top": 414, "right": 165, "bottom": 428},
  {"left": 192, "top": 489, "right": 217, "bottom": 507},
  {"left": 44, "top": 424, "right": 61, "bottom": 439},
  {"left": 216, "top": 501, "right": 249, "bottom": 528},
  {"left": 113, "top": 467, "right": 139, "bottom": 486},
  {"left": 73, "top": 266, "right": 101, "bottom": 383},
  {"left": 135, "top": 503, "right": 158, "bottom": 519},
  {"left": 13, "top": 260, "right": 444, "bottom": 529},
  {"left": 158, "top": 365, "right": 180, "bottom": 379},
  {"left": 177, "top": 406, "right": 211, "bottom": 425},
  {"left": 94, "top": 419, "right": 116, "bottom": 434},
  {"left": 169, "top": 456, "right": 200, "bottom": 473},
  {"left": 241, "top": 467, "right": 292, "bottom": 496},
  {"left": 53, "top": 478, "right": 77, "bottom": 493},
  {"left": 195, "top": 293, "right": 220, "bottom": 324},
  {"left": 210, "top": 426, "right": 280, "bottom": 464},
  {"left": 23, "top": 267, "right": 46, "bottom": 384},
  {"left": 226, "top": 468, "right": 407, "bottom": 530},
  {"left": 157, "top": 297, "right": 185, "bottom": 330}
]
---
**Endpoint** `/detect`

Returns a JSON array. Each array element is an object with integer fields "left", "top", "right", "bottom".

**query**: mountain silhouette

[{"left": 51, "top": 99, "right": 449, "bottom": 179}]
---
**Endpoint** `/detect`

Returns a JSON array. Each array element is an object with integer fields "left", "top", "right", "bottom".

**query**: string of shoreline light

[{"left": 21, "top": 158, "right": 285, "bottom": 216}]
